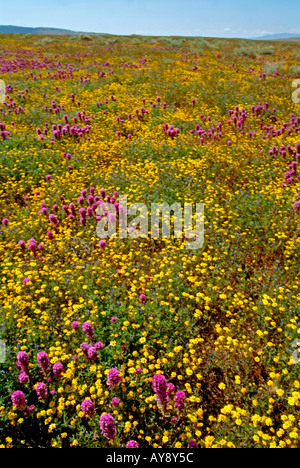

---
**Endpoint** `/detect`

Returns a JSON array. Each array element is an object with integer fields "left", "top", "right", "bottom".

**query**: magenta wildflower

[
  {"left": 167, "top": 382, "right": 175, "bottom": 394},
  {"left": 152, "top": 374, "right": 169, "bottom": 415},
  {"left": 139, "top": 293, "right": 146, "bottom": 302},
  {"left": 126, "top": 440, "right": 139, "bottom": 448},
  {"left": 107, "top": 368, "right": 122, "bottom": 388},
  {"left": 99, "top": 413, "right": 117, "bottom": 440},
  {"left": 188, "top": 440, "right": 198, "bottom": 448},
  {"left": 37, "top": 351, "right": 50, "bottom": 374},
  {"left": 94, "top": 341, "right": 104, "bottom": 351},
  {"left": 82, "top": 321, "right": 94, "bottom": 339},
  {"left": 18, "top": 370, "right": 30, "bottom": 384},
  {"left": 111, "top": 397, "right": 120, "bottom": 407},
  {"left": 87, "top": 346, "right": 98, "bottom": 361},
  {"left": 174, "top": 390, "right": 186, "bottom": 413},
  {"left": 293, "top": 201, "right": 300, "bottom": 212},
  {"left": 28, "top": 238, "right": 37, "bottom": 253},
  {"left": 53, "top": 362, "right": 64, "bottom": 378},
  {"left": 49, "top": 214, "right": 59, "bottom": 225},
  {"left": 71, "top": 321, "right": 79, "bottom": 330},
  {"left": 81, "top": 399, "right": 95, "bottom": 416},
  {"left": 11, "top": 390, "right": 26, "bottom": 410},
  {"left": 111, "top": 317, "right": 117, "bottom": 324},
  {"left": 80, "top": 342, "right": 90, "bottom": 357},
  {"left": 36, "top": 382, "right": 48, "bottom": 400},
  {"left": 17, "top": 351, "right": 29, "bottom": 371},
  {"left": 18, "top": 240, "right": 26, "bottom": 250}
]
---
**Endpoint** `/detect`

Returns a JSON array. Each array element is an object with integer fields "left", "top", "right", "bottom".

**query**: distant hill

[
  {"left": 252, "top": 33, "right": 300, "bottom": 41},
  {"left": 0, "top": 25, "right": 109, "bottom": 35}
]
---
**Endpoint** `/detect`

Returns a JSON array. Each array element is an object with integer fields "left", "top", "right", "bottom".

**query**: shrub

[
  {"left": 33, "top": 37, "right": 54, "bottom": 47},
  {"left": 262, "top": 62, "right": 283, "bottom": 75},
  {"left": 79, "top": 34, "right": 93, "bottom": 41}
]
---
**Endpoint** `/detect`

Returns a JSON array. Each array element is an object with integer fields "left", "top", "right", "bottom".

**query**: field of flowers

[{"left": 0, "top": 33, "right": 300, "bottom": 448}]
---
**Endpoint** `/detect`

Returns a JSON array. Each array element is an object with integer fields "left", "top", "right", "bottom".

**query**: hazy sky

[{"left": 1, "top": 0, "right": 300, "bottom": 38}]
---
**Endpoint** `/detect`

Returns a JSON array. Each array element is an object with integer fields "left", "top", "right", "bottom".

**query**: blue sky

[{"left": 1, "top": 0, "right": 300, "bottom": 38}]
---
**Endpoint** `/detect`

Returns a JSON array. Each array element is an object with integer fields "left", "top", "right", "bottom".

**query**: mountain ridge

[
  {"left": 252, "top": 33, "right": 300, "bottom": 40},
  {"left": 0, "top": 25, "right": 108, "bottom": 35}
]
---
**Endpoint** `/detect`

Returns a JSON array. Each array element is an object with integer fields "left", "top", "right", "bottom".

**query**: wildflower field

[{"left": 0, "top": 33, "right": 300, "bottom": 449}]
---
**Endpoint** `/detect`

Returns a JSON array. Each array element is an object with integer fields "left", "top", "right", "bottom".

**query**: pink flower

[
  {"left": 174, "top": 390, "right": 186, "bottom": 413},
  {"left": 53, "top": 362, "right": 64, "bottom": 378},
  {"left": 28, "top": 239, "right": 37, "bottom": 252},
  {"left": 99, "top": 413, "right": 117, "bottom": 440},
  {"left": 18, "top": 370, "right": 30, "bottom": 384},
  {"left": 2, "top": 218, "right": 9, "bottom": 226},
  {"left": 111, "top": 317, "right": 117, "bottom": 324},
  {"left": 36, "top": 382, "right": 48, "bottom": 400},
  {"left": 94, "top": 341, "right": 104, "bottom": 351},
  {"left": 18, "top": 240, "right": 26, "bottom": 250},
  {"left": 17, "top": 351, "right": 29, "bottom": 371},
  {"left": 37, "top": 351, "right": 50, "bottom": 374},
  {"left": 126, "top": 440, "right": 139, "bottom": 448},
  {"left": 167, "top": 383, "right": 175, "bottom": 394},
  {"left": 293, "top": 201, "right": 300, "bottom": 212},
  {"left": 49, "top": 214, "right": 59, "bottom": 225},
  {"left": 81, "top": 399, "right": 95, "bottom": 416},
  {"left": 80, "top": 342, "right": 90, "bottom": 357},
  {"left": 82, "top": 321, "right": 94, "bottom": 339},
  {"left": 111, "top": 397, "right": 120, "bottom": 407},
  {"left": 87, "top": 346, "right": 98, "bottom": 361},
  {"left": 99, "top": 240, "right": 106, "bottom": 249},
  {"left": 107, "top": 368, "right": 122, "bottom": 388},
  {"left": 188, "top": 440, "right": 198, "bottom": 448},
  {"left": 71, "top": 321, "right": 79, "bottom": 330},
  {"left": 139, "top": 294, "right": 146, "bottom": 303},
  {"left": 152, "top": 374, "right": 169, "bottom": 415},
  {"left": 11, "top": 390, "right": 26, "bottom": 409}
]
